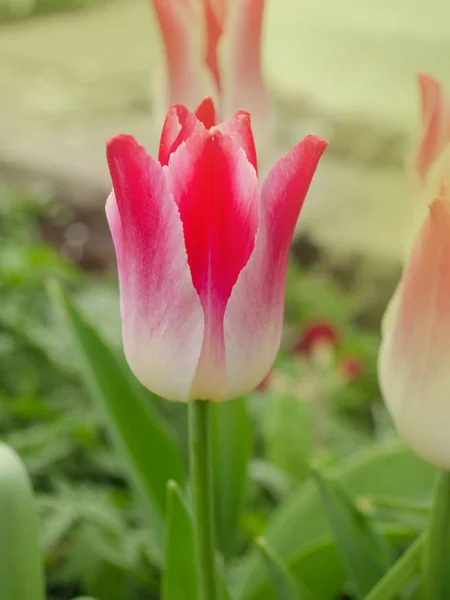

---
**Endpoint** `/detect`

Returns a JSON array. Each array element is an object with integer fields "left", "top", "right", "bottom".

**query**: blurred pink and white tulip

[
  {"left": 149, "top": 0, "right": 273, "bottom": 152},
  {"left": 106, "top": 99, "right": 326, "bottom": 402},
  {"left": 379, "top": 75, "right": 450, "bottom": 468}
]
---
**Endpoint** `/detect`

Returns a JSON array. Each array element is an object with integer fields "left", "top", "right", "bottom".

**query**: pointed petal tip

[
  {"left": 106, "top": 133, "right": 137, "bottom": 148},
  {"left": 417, "top": 71, "right": 435, "bottom": 86},
  {"left": 216, "top": 110, "right": 258, "bottom": 172},
  {"left": 417, "top": 72, "right": 440, "bottom": 120},
  {"left": 303, "top": 134, "right": 329, "bottom": 153},
  {"left": 429, "top": 196, "right": 450, "bottom": 223},
  {"left": 195, "top": 96, "right": 215, "bottom": 110},
  {"left": 283, "top": 135, "right": 327, "bottom": 174},
  {"left": 166, "top": 103, "right": 190, "bottom": 118},
  {"left": 414, "top": 73, "right": 450, "bottom": 181},
  {"left": 231, "top": 109, "right": 251, "bottom": 120},
  {"left": 106, "top": 134, "right": 141, "bottom": 160},
  {"left": 417, "top": 71, "right": 425, "bottom": 82},
  {"left": 227, "top": 110, "right": 253, "bottom": 132},
  {"left": 194, "top": 97, "right": 218, "bottom": 129},
  {"left": 159, "top": 104, "right": 196, "bottom": 164}
]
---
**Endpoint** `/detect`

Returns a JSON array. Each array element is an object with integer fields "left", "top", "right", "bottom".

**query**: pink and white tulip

[
  {"left": 379, "top": 75, "right": 450, "bottom": 467},
  {"left": 106, "top": 99, "right": 326, "bottom": 402},
  {"left": 150, "top": 0, "right": 273, "bottom": 151}
]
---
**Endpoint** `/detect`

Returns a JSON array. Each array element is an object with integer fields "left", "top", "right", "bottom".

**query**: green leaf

[
  {"left": 234, "top": 442, "right": 435, "bottom": 600},
  {"left": 255, "top": 537, "right": 311, "bottom": 600},
  {"left": 163, "top": 480, "right": 233, "bottom": 600},
  {"left": 288, "top": 538, "right": 345, "bottom": 600},
  {"left": 362, "top": 533, "right": 424, "bottom": 600},
  {"left": 53, "top": 284, "right": 185, "bottom": 546},
  {"left": 218, "top": 563, "right": 234, "bottom": 600},
  {"left": 312, "top": 469, "right": 390, "bottom": 598},
  {"left": 211, "top": 396, "right": 252, "bottom": 557},
  {"left": 272, "top": 529, "right": 414, "bottom": 600},
  {"left": 0, "top": 443, "right": 45, "bottom": 600},
  {"left": 163, "top": 481, "right": 198, "bottom": 600}
]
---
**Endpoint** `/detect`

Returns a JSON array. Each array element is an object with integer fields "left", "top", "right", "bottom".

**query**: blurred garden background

[{"left": 1, "top": 0, "right": 450, "bottom": 599}]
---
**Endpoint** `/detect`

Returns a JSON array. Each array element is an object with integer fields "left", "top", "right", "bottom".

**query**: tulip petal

[
  {"left": 106, "top": 134, "right": 204, "bottom": 402},
  {"left": 219, "top": 0, "right": 273, "bottom": 147},
  {"left": 151, "top": 0, "right": 217, "bottom": 110},
  {"left": 217, "top": 110, "right": 258, "bottom": 173},
  {"left": 194, "top": 96, "right": 218, "bottom": 129},
  {"left": 159, "top": 104, "right": 204, "bottom": 166},
  {"left": 208, "top": 0, "right": 227, "bottom": 26},
  {"left": 379, "top": 196, "right": 450, "bottom": 468},
  {"left": 223, "top": 136, "right": 327, "bottom": 399},
  {"left": 203, "top": 0, "right": 229, "bottom": 90},
  {"left": 414, "top": 73, "right": 450, "bottom": 182},
  {"left": 168, "top": 129, "right": 259, "bottom": 400}
]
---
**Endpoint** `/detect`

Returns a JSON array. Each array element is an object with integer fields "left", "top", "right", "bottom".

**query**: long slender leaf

[
  {"left": 235, "top": 443, "right": 435, "bottom": 600},
  {"left": 162, "top": 481, "right": 233, "bottom": 600},
  {"left": 362, "top": 534, "right": 424, "bottom": 600},
  {"left": 256, "top": 538, "right": 311, "bottom": 600},
  {"left": 211, "top": 397, "right": 251, "bottom": 557},
  {"left": 163, "top": 481, "right": 198, "bottom": 600},
  {"left": 288, "top": 538, "right": 345, "bottom": 600},
  {"left": 218, "top": 561, "right": 234, "bottom": 600},
  {"left": 53, "top": 284, "right": 185, "bottom": 547},
  {"left": 0, "top": 443, "right": 45, "bottom": 600},
  {"left": 312, "top": 469, "right": 390, "bottom": 598}
]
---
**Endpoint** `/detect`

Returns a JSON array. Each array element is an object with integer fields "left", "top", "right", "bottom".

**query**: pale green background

[{"left": 0, "top": 0, "right": 449, "bottom": 260}]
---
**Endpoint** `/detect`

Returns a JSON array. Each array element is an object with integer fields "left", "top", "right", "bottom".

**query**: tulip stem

[
  {"left": 422, "top": 470, "right": 450, "bottom": 600},
  {"left": 189, "top": 400, "right": 219, "bottom": 600}
]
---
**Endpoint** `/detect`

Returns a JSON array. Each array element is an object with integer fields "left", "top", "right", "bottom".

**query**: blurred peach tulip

[
  {"left": 379, "top": 75, "right": 450, "bottom": 468},
  {"left": 404, "top": 73, "right": 450, "bottom": 252},
  {"left": 413, "top": 73, "right": 450, "bottom": 184}
]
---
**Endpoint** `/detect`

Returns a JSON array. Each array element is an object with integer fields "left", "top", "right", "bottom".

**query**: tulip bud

[
  {"left": 378, "top": 194, "right": 450, "bottom": 468},
  {"left": 379, "top": 75, "right": 450, "bottom": 468},
  {"left": 106, "top": 99, "right": 326, "bottom": 402}
]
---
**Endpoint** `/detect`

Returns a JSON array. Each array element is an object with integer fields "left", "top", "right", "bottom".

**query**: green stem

[
  {"left": 362, "top": 534, "right": 424, "bottom": 600},
  {"left": 189, "top": 400, "right": 219, "bottom": 600},
  {"left": 422, "top": 470, "right": 450, "bottom": 600}
]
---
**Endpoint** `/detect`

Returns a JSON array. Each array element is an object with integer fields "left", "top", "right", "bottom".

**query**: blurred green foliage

[
  {"left": 0, "top": 182, "right": 413, "bottom": 600},
  {"left": 0, "top": 185, "right": 164, "bottom": 600}
]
